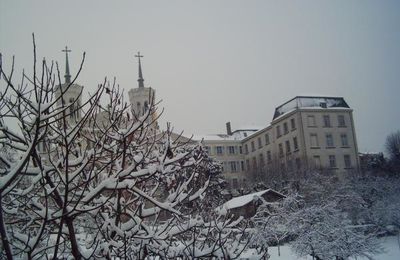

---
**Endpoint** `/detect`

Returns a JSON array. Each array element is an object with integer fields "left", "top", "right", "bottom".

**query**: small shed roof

[{"left": 220, "top": 189, "right": 285, "bottom": 210}]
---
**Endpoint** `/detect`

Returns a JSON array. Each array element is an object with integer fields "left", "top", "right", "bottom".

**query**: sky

[{"left": 1, "top": 0, "right": 399, "bottom": 153}]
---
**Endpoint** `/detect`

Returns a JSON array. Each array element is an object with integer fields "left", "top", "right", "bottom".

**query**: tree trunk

[{"left": 0, "top": 194, "right": 13, "bottom": 259}]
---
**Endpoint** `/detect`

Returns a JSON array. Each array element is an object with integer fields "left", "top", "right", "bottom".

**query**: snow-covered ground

[{"left": 243, "top": 236, "right": 400, "bottom": 260}]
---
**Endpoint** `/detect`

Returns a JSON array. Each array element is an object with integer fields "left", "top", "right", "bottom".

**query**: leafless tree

[
  {"left": 0, "top": 35, "right": 250, "bottom": 259},
  {"left": 385, "top": 130, "right": 400, "bottom": 170}
]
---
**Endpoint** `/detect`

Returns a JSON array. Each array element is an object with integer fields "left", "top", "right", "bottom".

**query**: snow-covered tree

[
  {"left": 251, "top": 187, "right": 384, "bottom": 260},
  {"left": 250, "top": 193, "right": 300, "bottom": 257},
  {"left": 385, "top": 130, "right": 400, "bottom": 168},
  {"left": 289, "top": 202, "right": 382, "bottom": 260},
  {"left": 0, "top": 36, "right": 250, "bottom": 259}
]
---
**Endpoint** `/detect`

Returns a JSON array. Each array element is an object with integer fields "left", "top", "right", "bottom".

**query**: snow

[
  {"left": 193, "top": 127, "right": 262, "bottom": 141},
  {"left": 273, "top": 96, "right": 350, "bottom": 119},
  {"left": 218, "top": 189, "right": 282, "bottom": 211},
  {"left": 255, "top": 236, "right": 400, "bottom": 260},
  {"left": 0, "top": 140, "right": 35, "bottom": 191},
  {"left": 192, "top": 134, "right": 237, "bottom": 141}
]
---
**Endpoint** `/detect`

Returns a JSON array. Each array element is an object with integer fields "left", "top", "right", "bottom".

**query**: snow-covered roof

[
  {"left": 273, "top": 96, "right": 350, "bottom": 120},
  {"left": 192, "top": 134, "right": 237, "bottom": 141},
  {"left": 233, "top": 125, "right": 263, "bottom": 132},
  {"left": 219, "top": 189, "right": 284, "bottom": 210},
  {"left": 193, "top": 127, "right": 262, "bottom": 142}
]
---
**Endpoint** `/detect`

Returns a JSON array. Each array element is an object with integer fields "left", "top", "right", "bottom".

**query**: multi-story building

[
  {"left": 54, "top": 49, "right": 360, "bottom": 190},
  {"left": 194, "top": 96, "right": 360, "bottom": 189},
  {"left": 193, "top": 126, "right": 259, "bottom": 189}
]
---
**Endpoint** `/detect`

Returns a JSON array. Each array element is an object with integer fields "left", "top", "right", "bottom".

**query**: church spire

[
  {"left": 135, "top": 51, "right": 144, "bottom": 88},
  {"left": 62, "top": 46, "right": 71, "bottom": 84}
]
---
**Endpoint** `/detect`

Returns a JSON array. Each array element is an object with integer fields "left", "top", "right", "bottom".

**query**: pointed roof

[
  {"left": 62, "top": 46, "right": 72, "bottom": 84},
  {"left": 135, "top": 51, "right": 144, "bottom": 88}
]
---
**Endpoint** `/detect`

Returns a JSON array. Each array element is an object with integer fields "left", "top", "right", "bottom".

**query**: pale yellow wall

[{"left": 202, "top": 107, "right": 360, "bottom": 189}]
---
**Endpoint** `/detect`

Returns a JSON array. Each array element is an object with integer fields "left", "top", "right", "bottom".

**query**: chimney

[{"left": 226, "top": 122, "right": 232, "bottom": 135}]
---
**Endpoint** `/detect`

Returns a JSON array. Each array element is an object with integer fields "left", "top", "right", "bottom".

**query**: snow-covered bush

[{"left": 289, "top": 202, "right": 382, "bottom": 260}]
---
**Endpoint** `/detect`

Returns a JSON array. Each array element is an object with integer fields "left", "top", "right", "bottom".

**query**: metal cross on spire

[
  {"left": 62, "top": 46, "right": 72, "bottom": 84},
  {"left": 135, "top": 51, "right": 144, "bottom": 88}
]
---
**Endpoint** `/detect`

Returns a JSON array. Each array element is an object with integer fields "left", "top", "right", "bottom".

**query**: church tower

[
  {"left": 128, "top": 52, "right": 157, "bottom": 126},
  {"left": 55, "top": 46, "right": 84, "bottom": 125}
]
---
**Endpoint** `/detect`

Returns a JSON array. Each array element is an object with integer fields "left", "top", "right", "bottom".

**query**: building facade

[
  {"left": 54, "top": 49, "right": 360, "bottom": 190},
  {"left": 195, "top": 97, "right": 360, "bottom": 189}
]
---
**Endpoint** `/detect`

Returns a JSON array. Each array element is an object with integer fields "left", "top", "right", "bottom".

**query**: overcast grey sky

[{"left": 1, "top": 0, "right": 399, "bottom": 153}]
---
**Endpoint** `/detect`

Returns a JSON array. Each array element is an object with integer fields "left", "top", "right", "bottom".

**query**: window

[
  {"left": 216, "top": 146, "right": 223, "bottom": 155},
  {"left": 232, "top": 178, "right": 238, "bottom": 189},
  {"left": 267, "top": 151, "right": 272, "bottom": 163},
  {"left": 246, "top": 159, "right": 250, "bottom": 171},
  {"left": 244, "top": 144, "right": 249, "bottom": 154},
  {"left": 228, "top": 146, "right": 235, "bottom": 154},
  {"left": 69, "top": 98, "right": 75, "bottom": 119},
  {"left": 239, "top": 146, "right": 243, "bottom": 154},
  {"left": 326, "top": 134, "right": 334, "bottom": 147},
  {"left": 258, "top": 137, "right": 262, "bottom": 149},
  {"left": 251, "top": 141, "right": 255, "bottom": 152},
  {"left": 252, "top": 157, "right": 257, "bottom": 171},
  {"left": 341, "top": 133, "right": 349, "bottom": 147},
  {"left": 280, "top": 163, "right": 286, "bottom": 172},
  {"left": 310, "top": 134, "right": 319, "bottom": 147},
  {"left": 338, "top": 115, "right": 346, "bottom": 127},
  {"left": 329, "top": 155, "right": 337, "bottom": 168},
  {"left": 276, "top": 125, "right": 282, "bottom": 137},
  {"left": 314, "top": 155, "right": 321, "bottom": 168},
  {"left": 323, "top": 115, "right": 331, "bottom": 127},
  {"left": 283, "top": 122, "right": 289, "bottom": 134},
  {"left": 279, "top": 143, "right": 284, "bottom": 157},
  {"left": 265, "top": 133, "right": 270, "bottom": 145},
  {"left": 243, "top": 132, "right": 248, "bottom": 137},
  {"left": 285, "top": 140, "right": 291, "bottom": 154},
  {"left": 230, "top": 161, "right": 238, "bottom": 172},
  {"left": 295, "top": 158, "right": 301, "bottom": 170},
  {"left": 287, "top": 160, "right": 293, "bottom": 172},
  {"left": 70, "top": 105, "right": 74, "bottom": 119},
  {"left": 291, "top": 118, "right": 296, "bottom": 130},
  {"left": 344, "top": 155, "right": 352, "bottom": 168},
  {"left": 293, "top": 137, "right": 299, "bottom": 151},
  {"left": 259, "top": 154, "right": 265, "bottom": 167},
  {"left": 308, "top": 115, "right": 316, "bottom": 127},
  {"left": 241, "top": 161, "right": 245, "bottom": 171}
]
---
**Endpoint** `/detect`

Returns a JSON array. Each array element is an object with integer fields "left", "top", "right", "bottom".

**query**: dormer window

[{"left": 320, "top": 102, "right": 327, "bottom": 108}]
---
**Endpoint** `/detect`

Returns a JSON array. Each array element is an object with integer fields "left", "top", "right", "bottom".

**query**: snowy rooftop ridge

[
  {"left": 193, "top": 127, "right": 261, "bottom": 141},
  {"left": 192, "top": 134, "right": 237, "bottom": 141},
  {"left": 219, "top": 189, "right": 285, "bottom": 210},
  {"left": 273, "top": 96, "right": 350, "bottom": 120}
]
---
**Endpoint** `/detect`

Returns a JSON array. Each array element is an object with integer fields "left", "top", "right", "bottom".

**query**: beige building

[
  {"left": 54, "top": 50, "right": 360, "bottom": 190},
  {"left": 195, "top": 96, "right": 360, "bottom": 189}
]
